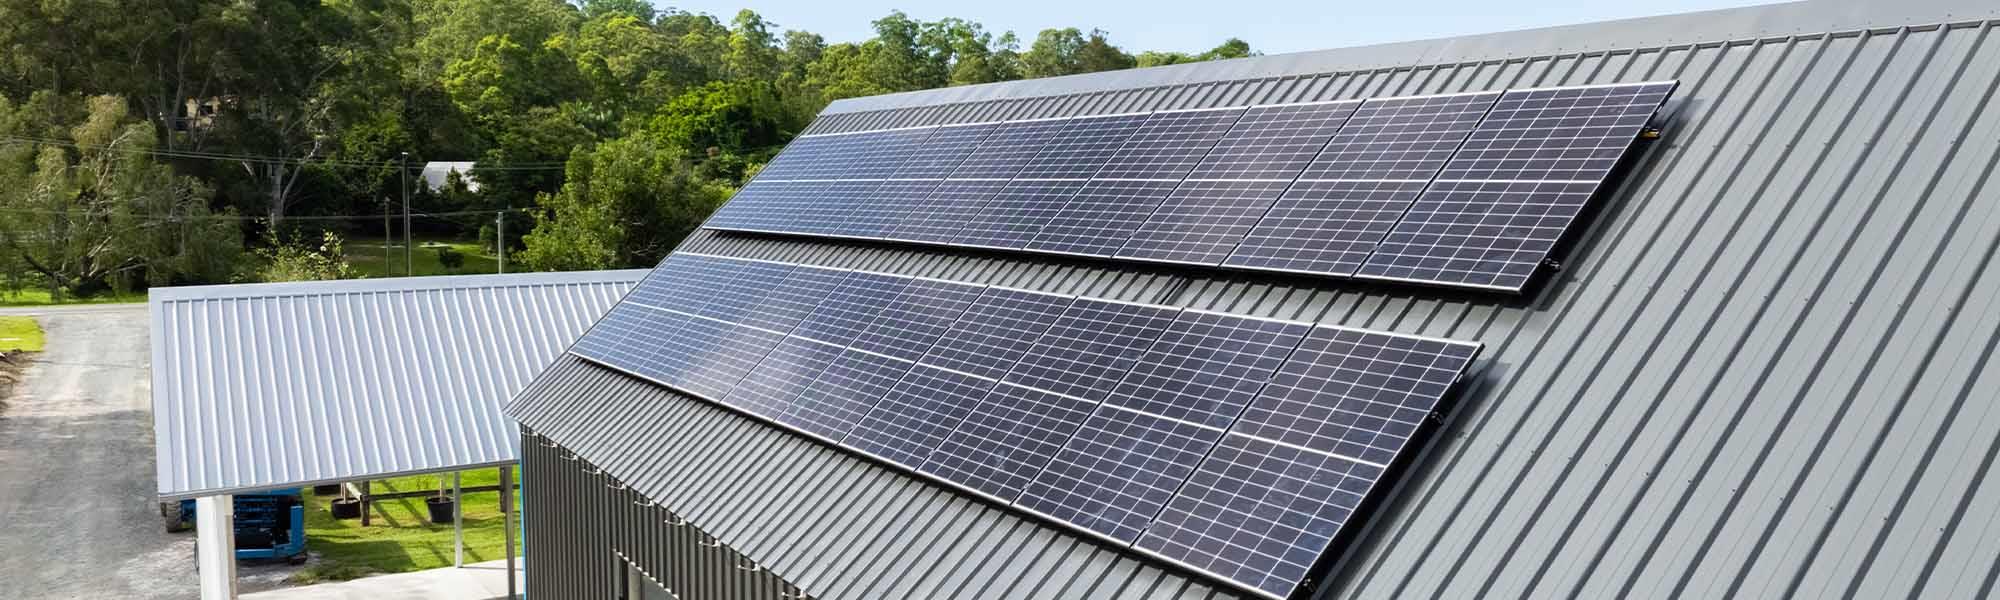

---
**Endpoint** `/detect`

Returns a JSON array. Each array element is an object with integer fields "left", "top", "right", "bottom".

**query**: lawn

[
  {"left": 0, "top": 288, "right": 142, "bottom": 307},
  {"left": 0, "top": 316, "right": 45, "bottom": 352},
  {"left": 345, "top": 237, "right": 503, "bottom": 278},
  {"left": 293, "top": 467, "right": 521, "bottom": 583}
]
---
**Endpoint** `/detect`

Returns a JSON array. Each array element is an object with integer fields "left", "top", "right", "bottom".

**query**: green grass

[
  {"left": 0, "top": 317, "right": 44, "bottom": 352},
  {"left": 0, "top": 288, "right": 142, "bottom": 307},
  {"left": 345, "top": 237, "right": 503, "bottom": 278},
  {"left": 294, "top": 468, "right": 521, "bottom": 583}
]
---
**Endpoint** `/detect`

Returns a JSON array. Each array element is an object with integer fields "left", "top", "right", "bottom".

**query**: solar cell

[
  {"left": 785, "top": 128, "right": 933, "bottom": 180},
  {"left": 1185, "top": 101, "right": 1362, "bottom": 180},
  {"left": 1117, "top": 180, "right": 1295, "bottom": 265},
  {"left": 894, "top": 179, "right": 1012, "bottom": 244},
  {"left": 1297, "top": 91, "right": 1500, "bottom": 181},
  {"left": 671, "top": 318, "right": 785, "bottom": 400},
  {"left": 1093, "top": 108, "right": 1246, "bottom": 180},
  {"left": 749, "top": 136, "right": 830, "bottom": 181},
  {"left": 920, "top": 288, "right": 1075, "bottom": 380},
  {"left": 569, "top": 302, "right": 689, "bottom": 380},
  {"left": 1016, "top": 405, "right": 1224, "bottom": 542},
  {"left": 1357, "top": 83, "right": 1675, "bottom": 290},
  {"left": 724, "top": 335, "right": 843, "bottom": 417},
  {"left": 782, "top": 348, "right": 914, "bottom": 439},
  {"left": 787, "top": 273, "right": 909, "bottom": 346},
  {"left": 793, "top": 180, "right": 887, "bottom": 237},
  {"left": 890, "top": 123, "right": 999, "bottom": 179},
  {"left": 847, "top": 278, "right": 985, "bottom": 362},
  {"left": 844, "top": 364, "right": 997, "bottom": 469},
  {"left": 922, "top": 382, "right": 1099, "bottom": 500},
  {"left": 1001, "top": 298, "right": 1180, "bottom": 402},
  {"left": 948, "top": 119, "right": 1074, "bottom": 179},
  {"left": 952, "top": 179, "right": 1086, "bottom": 250},
  {"left": 841, "top": 179, "right": 944, "bottom": 239},
  {"left": 1026, "top": 179, "right": 1184, "bottom": 257},
  {"left": 619, "top": 254, "right": 709, "bottom": 310},
  {"left": 1098, "top": 312, "right": 1310, "bottom": 429},
  {"left": 738, "top": 265, "right": 850, "bottom": 333},
  {"left": 1136, "top": 327, "right": 1480, "bottom": 599},
  {"left": 703, "top": 180, "right": 791, "bottom": 232},
  {"left": 1357, "top": 179, "right": 1597, "bottom": 289},
  {"left": 1012, "top": 114, "right": 1149, "bottom": 179},
  {"left": 688, "top": 259, "right": 793, "bottom": 323},
  {"left": 1224, "top": 179, "right": 1433, "bottom": 275}
]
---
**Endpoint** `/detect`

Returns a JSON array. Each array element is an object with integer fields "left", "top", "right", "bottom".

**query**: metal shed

[
  {"left": 508, "top": 0, "right": 2000, "bottom": 598},
  {"left": 149, "top": 269, "right": 643, "bottom": 599}
]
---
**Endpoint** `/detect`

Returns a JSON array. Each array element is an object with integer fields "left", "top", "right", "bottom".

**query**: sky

[{"left": 647, "top": 0, "right": 1788, "bottom": 55}]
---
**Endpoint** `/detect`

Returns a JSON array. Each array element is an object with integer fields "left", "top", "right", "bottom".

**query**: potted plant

[
  {"left": 330, "top": 482, "right": 362, "bottom": 520},
  {"left": 426, "top": 474, "right": 455, "bottom": 524}
]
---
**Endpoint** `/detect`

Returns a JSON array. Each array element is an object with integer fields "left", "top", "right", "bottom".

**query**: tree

[
  {"left": 520, "top": 133, "right": 729, "bottom": 270},
  {"left": 0, "top": 93, "right": 239, "bottom": 297},
  {"left": 257, "top": 231, "right": 358, "bottom": 282},
  {"left": 1137, "top": 38, "right": 1258, "bottom": 68}
]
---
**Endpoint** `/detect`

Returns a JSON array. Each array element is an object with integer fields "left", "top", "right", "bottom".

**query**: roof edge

[
  {"left": 821, "top": 0, "right": 1996, "bottom": 114},
  {"left": 148, "top": 269, "right": 650, "bottom": 303}
]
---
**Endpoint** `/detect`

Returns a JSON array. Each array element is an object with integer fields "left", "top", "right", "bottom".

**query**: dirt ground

[{"left": 0, "top": 306, "right": 298, "bottom": 598}]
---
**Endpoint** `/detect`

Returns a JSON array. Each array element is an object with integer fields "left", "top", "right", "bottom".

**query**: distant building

[{"left": 421, "top": 161, "right": 479, "bottom": 193}]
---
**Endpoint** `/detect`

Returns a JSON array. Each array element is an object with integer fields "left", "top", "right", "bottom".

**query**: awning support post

[
  {"left": 501, "top": 466, "right": 517, "bottom": 598},
  {"left": 453, "top": 471, "right": 464, "bottom": 567},
  {"left": 195, "top": 495, "right": 238, "bottom": 600}
]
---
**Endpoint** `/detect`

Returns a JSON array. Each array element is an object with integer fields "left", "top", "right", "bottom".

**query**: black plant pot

[
  {"left": 330, "top": 498, "right": 362, "bottom": 520},
  {"left": 312, "top": 484, "right": 341, "bottom": 496},
  {"left": 426, "top": 497, "right": 456, "bottom": 524}
]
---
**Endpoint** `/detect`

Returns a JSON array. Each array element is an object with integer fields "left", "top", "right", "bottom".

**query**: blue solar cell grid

[
  {"left": 1093, "top": 108, "right": 1246, "bottom": 180},
  {"left": 782, "top": 348, "right": 916, "bottom": 439},
  {"left": 1297, "top": 92, "right": 1501, "bottom": 181},
  {"left": 1098, "top": 312, "right": 1311, "bottom": 429},
  {"left": 840, "top": 179, "right": 943, "bottom": 239},
  {"left": 1000, "top": 299, "right": 1181, "bottom": 402},
  {"left": 1184, "top": 101, "right": 1362, "bottom": 180},
  {"left": 1136, "top": 327, "right": 1480, "bottom": 599},
  {"left": 894, "top": 179, "right": 1012, "bottom": 244},
  {"left": 1012, "top": 114, "right": 1149, "bottom": 180},
  {"left": 725, "top": 335, "right": 843, "bottom": 417},
  {"left": 847, "top": 278, "right": 985, "bottom": 362},
  {"left": 1117, "top": 180, "right": 1296, "bottom": 265},
  {"left": 1026, "top": 179, "right": 1184, "bottom": 257},
  {"left": 1017, "top": 405, "right": 1226, "bottom": 542},
  {"left": 948, "top": 119, "right": 1074, "bottom": 179},
  {"left": 845, "top": 364, "right": 998, "bottom": 469},
  {"left": 890, "top": 123, "right": 999, "bottom": 179},
  {"left": 787, "top": 273, "right": 910, "bottom": 346},
  {"left": 922, "top": 381, "right": 1101, "bottom": 501},
  {"left": 916, "top": 288, "right": 1074, "bottom": 380},
  {"left": 1225, "top": 179, "right": 1434, "bottom": 275},
  {"left": 953, "top": 179, "right": 1086, "bottom": 250}
]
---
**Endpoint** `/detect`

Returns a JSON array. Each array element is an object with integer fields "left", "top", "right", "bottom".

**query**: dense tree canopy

[{"left": 0, "top": 0, "right": 1256, "bottom": 290}]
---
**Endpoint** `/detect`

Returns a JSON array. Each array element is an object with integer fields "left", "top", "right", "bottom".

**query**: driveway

[{"left": 0, "top": 305, "right": 299, "bottom": 598}]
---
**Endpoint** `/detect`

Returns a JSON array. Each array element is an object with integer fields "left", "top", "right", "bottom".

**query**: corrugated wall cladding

[
  {"left": 521, "top": 428, "right": 802, "bottom": 600},
  {"left": 514, "top": 356, "right": 1245, "bottom": 600},
  {"left": 515, "top": 2, "right": 2000, "bottom": 598},
  {"left": 149, "top": 270, "right": 645, "bottom": 499}
]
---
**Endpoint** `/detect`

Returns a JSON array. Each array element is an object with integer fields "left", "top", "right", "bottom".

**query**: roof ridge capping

[
  {"left": 148, "top": 268, "right": 652, "bottom": 303},
  {"left": 821, "top": 0, "right": 1997, "bottom": 114}
]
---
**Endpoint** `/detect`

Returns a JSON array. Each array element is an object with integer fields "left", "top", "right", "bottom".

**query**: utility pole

[
  {"left": 382, "top": 198, "right": 393, "bottom": 276},
  {"left": 496, "top": 210, "right": 507, "bottom": 274},
  {"left": 401, "top": 152, "right": 412, "bottom": 277}
]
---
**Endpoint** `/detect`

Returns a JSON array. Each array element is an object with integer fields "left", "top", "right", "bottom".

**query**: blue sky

[{"left": 648, "top": 0, "right": 1786, "bottom": 55}]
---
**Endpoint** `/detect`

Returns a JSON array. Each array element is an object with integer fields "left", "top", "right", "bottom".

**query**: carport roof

[{"left": 149, "top": 269, "right": 645, "bottom": 500}]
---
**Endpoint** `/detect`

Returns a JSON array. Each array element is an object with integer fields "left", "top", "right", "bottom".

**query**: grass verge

[
  {"left": 292, "top": 468, "right": 521, "bottom": 584},
  {"left": 0, "top": 289, "right": 142, "bottom": 307},
  {"left": 346, "top": 238, "right": 501, "bottom": 278},
  {"left": 0, "top": 317, "right": 44, "bottom": 353}
]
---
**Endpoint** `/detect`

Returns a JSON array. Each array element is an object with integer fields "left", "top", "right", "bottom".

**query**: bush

[
  {"left": 435, "top": 247, "right": 467, "bottom": 272},
  {"left": 258, "top": 232, "right": 359, "bottom": 282}
]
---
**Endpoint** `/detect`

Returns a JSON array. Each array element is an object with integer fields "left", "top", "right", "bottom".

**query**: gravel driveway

[{"left": 0, "top": 305, "right": 295, "bottom": 598}]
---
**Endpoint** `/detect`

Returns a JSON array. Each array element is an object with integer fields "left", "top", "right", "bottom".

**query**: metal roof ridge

[{"left": 148, "top": 268, "right": 650, "bottom": 302}]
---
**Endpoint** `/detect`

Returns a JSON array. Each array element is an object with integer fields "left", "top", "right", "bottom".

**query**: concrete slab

[{"left": 240, "top": 560, "right": 522, "bottom": 600}]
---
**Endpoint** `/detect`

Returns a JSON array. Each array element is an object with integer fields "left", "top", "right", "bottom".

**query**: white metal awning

[{"left": 149, "top": 269, "right": 645, "bottom": 500}]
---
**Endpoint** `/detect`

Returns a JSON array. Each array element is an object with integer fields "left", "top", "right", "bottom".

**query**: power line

[{"left": 0, "top": 206, "right": 535, "bottom": 221}]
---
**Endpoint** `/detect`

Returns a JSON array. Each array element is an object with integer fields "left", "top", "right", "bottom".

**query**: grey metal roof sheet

[
  {"left": 511, "top": 0, "right": 2000, "bottom": 597},
  {"left": 150, "top": 269, "right": 645, "bottom": 500}
]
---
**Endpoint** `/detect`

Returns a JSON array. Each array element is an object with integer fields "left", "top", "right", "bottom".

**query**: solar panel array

[
  {"left": 570, "top": 253, "right": 1483, "bottom": 599},
  {"left": 706, "top": 82, "right": 1676, "bottom": 292}
]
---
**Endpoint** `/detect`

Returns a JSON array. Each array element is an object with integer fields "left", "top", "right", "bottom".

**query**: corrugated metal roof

[
  {"left": 151, "top": 269, "right": 644, "bottom": 500},
  {"left": 511, "top": 0, "right": 2000, "bottom": 597}
]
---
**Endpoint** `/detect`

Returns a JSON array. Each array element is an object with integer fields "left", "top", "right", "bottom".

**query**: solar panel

[
  {"left": 725, "top": 335, "right": 843, "bottom": 417},
  {"left": 1223, "top": 179, "right": 1433, "bottom": 275},
  {"left": 787, "top": 273, "right": 909, "bottom": 346},
  {"left": 922, "top": 381, "right": 1098, "bottom": 500},
  {"left": 620, "top": 254, "right": 709, "bottom": 310},
  {"left": 952, "top": 179, "right": 1086, "bottom": 250},
  {"left": 1026, "top": 179, "right": 1184, "bottom": 257},
  {"left": 784, "top": 128, "right": 932, "bottom": 180},
  {"left": 1012, "top": 114, "right": 1149, "bottom": 180},
  {"left": 1117, "top": 180, "right": 1295, "bottom": 265},
  {"left": 894, "top": 179, "right": 1012, "bottom": 244},
  {"left": 1357, "top": 83, "right": 1676, "bottom": 290},
  {"left": 569, "top": 302, "right": 690, "bottom": 381},
  {"left": 847, "top": 278, "right": 985, "bottom": 362},
  {"left": 948, "top": 119, "right": 1074, "bottom": 179},
  {"left": 838, "top": 179, "right": 943, "bottom": 239},
  {"left": 1136, "top": 327, "right": 1481, "bottom": 599},
  {"left": 844, "top": 363, "right": 997, "bottom": 468},
  {"left": 1001, "top": 298, "right": 1181, "bottom": 401},
  {"left": 703, "top": 180, "right": 788, "bottom": 232},
  {"left": 890, "top": 123, "right": 999, "bottom": 179},
  {"left": 688, "top": 259, "right": 794, "bottom": 322},
  {"left": 1296, "top": 92, "right": 1500, "bottom": 181},
  {"left": 1093, "top": 108, "right": 1246, "bottom": 180},
  {"left": 738, "top": 265, "right": 850, "bottom": 332},
  {"left": 793, "top": 180, "right": 887, "bottom": 237},
  {"left": 750, "top": 136, "right": 831, "bottom": 181},
  {"left": 1184, "top": 101, "right": 1362, "bottom": 180},
  {"left": 919, "top": 288, "right": 1075, "bottom": 380},
  {"left": 671, "top": 318, "right": 785, "bottom": 400},
  {"left": 1012, "top": 312, "right": 1309, "bottom": 543},
  {"left": 782, "top": 348, "right": 914, "bottom": 439}
]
